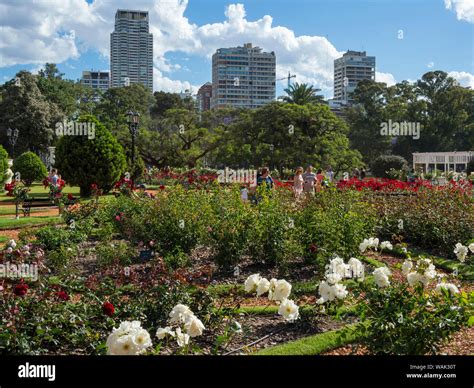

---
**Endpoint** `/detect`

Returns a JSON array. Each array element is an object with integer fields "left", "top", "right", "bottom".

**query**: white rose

[
  {"left": 8, "top": 239, "right": 16, "bottom": 249},
  {"left": 348, "top": 257, "right": 365, "bottom": 280},
  {"left": 435, "top": 283, "right": 460, "bottom": 295},
  {"left": 327, "top": 256, "right": 350, "bottom": 278},
  {"left": 401, "top": 260, "right": 413, "bottom": 276},
  {"left": 407, "top": 272, "right": 423, "bottom": 287},
  {"left": 156, "top": 326, "right": 175, "bottom": 339},
  {"left": 424, "top": 264, "right": 437, "bottom": 281},
  {"left": 468, "top": 243, "right": 474, "bottom": 253},
  {"left": 132, "top": 328, "right": 152, "bottom": 351},
  {"left": 256, "top": 278, "right": 270, "bottom": 296},
  {"left": 107, "top": 334, "right": 140, "bottom": 355},
  {"left": 184, "top": 315, "right": 205, "bottom": 337},
  {"left": 278, "top": 299, "right": 299, "bottom": 322},
  {"left": 6, "top": 247, "right": 13, "bottom": 254},
  {"left": 318, "top": 280, "right": 336, "bottom": 303},
  {"left": 325, "top": 272, "right": 342, "bottom": 285},
  {"left": 332, "top": 283, "right": 348, "bottom": 300},
  {"left": 371, "top": 237, "right": 380, "bottom": 249},
  {"left": 270, "top": 279, "right": 292, "bottom": 301},
  {"left": 268, "top": 278, "right": 278, "bottom": 299},
  {"left": 359, "top": 239, "right": 369, "bottom": 253},
  {"left": 380, "top": 241, "right": 393, "bottom": 251},
  {"left": 176, "top": 327, "right": 190, "bottom": 347},
  {"left": 454, "top": 243, "right": 468, "bottom": 263},
  {"left": 373, "top": 267, "right": 391, "bottom": 288},
  {"left": 169, "top": 304, "right": 193, "bottom": 324},
  {"left": 244, "top": 274, "right": 262, "bottom": 293}
]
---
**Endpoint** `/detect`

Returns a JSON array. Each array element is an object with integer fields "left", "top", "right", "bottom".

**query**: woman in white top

[{"left": 293, "top": 166, "right": 304, "bottom": 197}]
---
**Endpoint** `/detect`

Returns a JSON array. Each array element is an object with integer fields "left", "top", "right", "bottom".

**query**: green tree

[
  {"left": 209, "top": 102, "right": 361, "bottom": 174},
  {"left": 371, "top": 155, "right": 409, "bottom": 178},
  {"left": 347, "top": 80, "right": 392, "bottom": 165},
  {"left": 36, "top": 63, "right": 78, "bottom": 119},
  {"left": 0, "top": 145, "right": 9, "bottom": 184},
  {"left": 55, "top": 115, "right": 127, "bottom": 196},
  {"left": 12, "top": 151, "right": 47, "bottom": 186},
  {"left": 95, "top": 84, "right": 153, "bottom": 135},
  {"left": 139, "top": 109, "right": 222, "bottom": 168},
  {"left": 280, "top": 83, "right": 326, "bottom": 105},
  {"left": 151, "top": 91, "right": 194, "bottom": 118},
  {"left": 0, "top": 71, "right": 55, "bottom": 153}
]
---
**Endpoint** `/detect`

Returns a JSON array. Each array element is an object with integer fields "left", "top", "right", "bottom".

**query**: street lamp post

[
  {"left": 7, "top": 127, "right": 19, "bottom": 158},
  {"left": 126, "top": 111, "right": 140, "bottom": 177}
]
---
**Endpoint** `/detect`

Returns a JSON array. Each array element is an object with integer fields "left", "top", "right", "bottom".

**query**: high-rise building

[
  {"left": 110, "top": 9, "right": 153, "bottom": 91},
  {"left": 333, "top": 50, "right": 375, "bottom": 103},
  {"left": 211, "top": 43, "right": 276, "bottom": 109},
  {"left": 197, "top": 82, "right": 212, "bottom": 112},
  {"left": 80, "top": 70, "right": 110, "bottom": 91}
]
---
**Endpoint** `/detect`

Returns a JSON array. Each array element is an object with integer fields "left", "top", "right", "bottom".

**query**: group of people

[
  {"left": 293, "top": 165, "right": 334, "bottom": 196},
  {"left": 255, "top": 165, "right": 335, "bottom": 197}
]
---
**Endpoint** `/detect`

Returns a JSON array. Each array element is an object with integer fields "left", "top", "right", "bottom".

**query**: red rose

[
  {"left": 13, "top": 283, "right": 28, "bottom": 296},
  {"left": 56, "top": 291, "right": 70, "bottom": 301},
  {"left": 68, "top": 193, "right": 74, "bottom": 200},
  {"left": 103, "top": 301, "right": 115, "bottom": 316},
  {"left": 309, "top": 243, "right": 318, "bottom": 253},
  {"left": 159, "top": 185, "right": 165, "bottom": 190}
]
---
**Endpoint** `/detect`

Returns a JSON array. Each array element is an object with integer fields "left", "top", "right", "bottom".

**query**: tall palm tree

[{"left": 280, "top": 83, "right": 326, "bottom": 105}]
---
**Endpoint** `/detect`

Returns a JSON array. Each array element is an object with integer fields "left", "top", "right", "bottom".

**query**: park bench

[{"left": 15, "top": 197, "right": 78, "bottom": 218}]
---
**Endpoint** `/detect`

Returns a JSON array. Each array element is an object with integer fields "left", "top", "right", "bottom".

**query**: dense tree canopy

[
  {"left": 347, "top": 71, "right": 474, "bottom": 165},
  {"left": 1, "top": 65, "right": 471, "bottom": 177}
]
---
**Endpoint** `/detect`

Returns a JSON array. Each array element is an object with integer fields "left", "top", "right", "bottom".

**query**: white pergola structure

[{"left": 413, "top": 151, "right": 473, "bottom": 173}]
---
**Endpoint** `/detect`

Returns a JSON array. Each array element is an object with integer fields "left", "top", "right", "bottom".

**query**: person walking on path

[
  {"left": 303, "top": 165, "right": 317, "bottom": 194},
  {"left": 257, "top": 167, "right": 274, "bottom": 190},
  {"left": 293, "top": 167, "right": 304, "bottom": 197}
]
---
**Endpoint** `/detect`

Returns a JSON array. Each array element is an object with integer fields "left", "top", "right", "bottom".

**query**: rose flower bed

[{"left": 0, "top": 182, "right": 472, "bottom": 355}]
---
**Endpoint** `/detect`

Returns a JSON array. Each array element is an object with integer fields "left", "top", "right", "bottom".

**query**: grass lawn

[
  {"left": 0, "top": 183, "right": 81, "bottom": 203},
  {"left": 255, "top": 323, "right": 364, "bottom": 355},
  {"left": 0, "top": 205, "right": 45, "bottom": 215},
  {"left": 0, "top": 215, "right": 63, "bottom": 230}
]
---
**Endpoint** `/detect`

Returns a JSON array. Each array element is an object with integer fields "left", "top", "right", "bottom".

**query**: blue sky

[{"left": 0, "top": 0, "right": 473, "bottom": 97}]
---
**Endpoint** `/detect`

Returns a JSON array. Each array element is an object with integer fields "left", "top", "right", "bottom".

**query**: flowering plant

[
  {"left": 244, "top": 274, "right": 300, "bottom": 322},
  {"left": 43, "top": 177, "right": 66, "bottom": 202},
  {"left": 114, "top": 176, "right": 134, "bottom": 196},
  {"left": 4, "top": 181, "right": 30, "bottom": 202},
  {"left": 351, "top": 257, "right": 472, "bottom": 355}
]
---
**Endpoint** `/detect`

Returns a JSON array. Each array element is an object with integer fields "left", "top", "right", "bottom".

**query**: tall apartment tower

[
  {"left": 333, "top": 50, "right": 375, "bottom": 103},
  {"left": 110, "top": 9, "right": 153, "bottom": 91},
  {"left": 211, "top": 43, "right": 276, "bottom": 109}
]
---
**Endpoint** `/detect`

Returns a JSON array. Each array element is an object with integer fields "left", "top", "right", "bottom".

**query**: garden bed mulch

[
  {"left": 0, "top": 229, "right": 20, "bottom": 242},
  {"left": 321, "top": 325, "right": 474, "bottom": 355},
  {"left": 161, "top": 314, "right": 349, "bottom": 355},
  {"left": 192, "top": 247, "right": 318, "bottom": 285}
]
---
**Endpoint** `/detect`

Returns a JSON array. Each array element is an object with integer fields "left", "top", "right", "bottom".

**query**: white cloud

[
  {"left": 448, "top": 71, "right": 474, "bottom": 87},
  {"left": 153, "top": 67, "right": 198, "bottom": 93},
  {"left": 0, "top": 0, "right": 406, "bottom": 95},
  {"left": 427, "top": 62, "right": 434, "bottom": 68},
  {"left": 445, "top": 0, "right": 474, "bottom": 23},
  {"left": 376, "top": 71, "right": 397, "bottom": 86}
]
